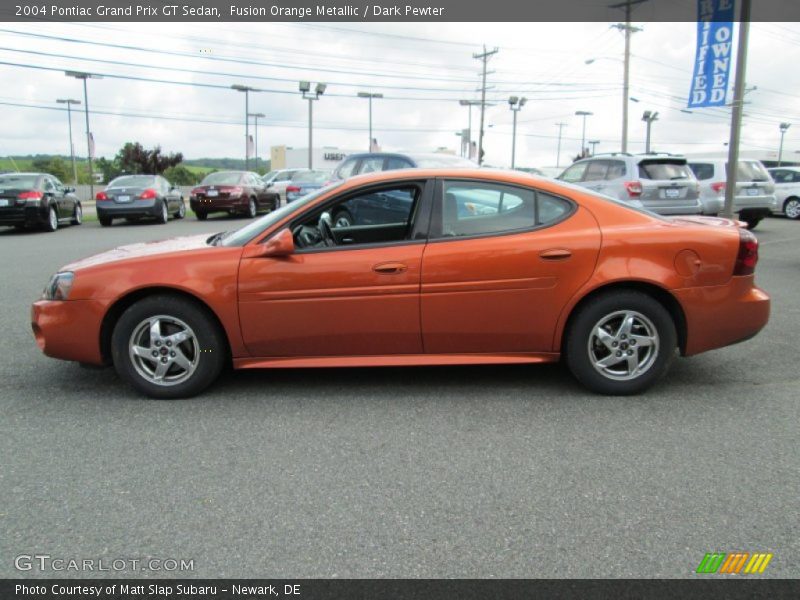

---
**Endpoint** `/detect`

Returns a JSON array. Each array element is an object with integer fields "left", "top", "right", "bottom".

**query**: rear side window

[
  {"left": 606, "top": 160, "right": 626, "bottom": 180},
  {"left": 689, "top": 163, "right": 715, "bottom": 181},
  {"left": 386, "top": 157, "right": 413, "bottom": 171},
  {"left": 584, "top": 160, "right": 609, "bottom": 182},
  {"left": 335, "top": 159, "right": 358, "bottom": 179},
  {"left": 638, "top": 161, "right": 692, "bottom": 181}
]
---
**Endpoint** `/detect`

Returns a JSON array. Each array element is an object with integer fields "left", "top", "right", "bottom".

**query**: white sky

[{"left": 0, "top": 20, "right": 798, "bottom": 168}]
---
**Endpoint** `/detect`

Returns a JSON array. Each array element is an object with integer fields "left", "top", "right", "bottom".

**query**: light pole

[
  {"left": 778, "top": 122, "right": 791, "bottom": 166},
  {"left": 588, "top": 140, "right": 601, "bottom": 156},
  {"left": 232, "top": 85, "right": 258, "bottom": 170},
  {"left": 642, "top": 111, "right": 659, "bottom": 153},
  {"left": 555, "top": 122, "right": 567, "bottom": 167},
  {"left": 508, "top": 96, "right": 526, "bottom": 169},
  {"left": 56, "top": 98, "right": 81, "bottom": 184},
  {"left": 248, "top": 112, "right": 265, "bottom": 171},
  {"left": 459, "top": 100, "right": 482, "bottom": 160},
  {"left": 575, "top": 110, "right": 593, "bottom": 157},
  {"left": 357, "top": 92, "right": 383, "bottom": 152},
  {"left": 300, "top": 81, "right": 326, "bottom": 169},
  {"left": 65, "top": 71, "right": 101, "bottom": 200}
]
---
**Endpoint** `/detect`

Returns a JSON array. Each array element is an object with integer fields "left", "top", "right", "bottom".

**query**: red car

[
  {"left": 32, "top": 169, "right": 769, "bottom": 399},
  {"left": 190, "top": 170, "right": 278, "bottom": 220}
]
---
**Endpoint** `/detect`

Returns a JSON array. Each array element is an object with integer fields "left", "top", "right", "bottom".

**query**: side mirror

[
  {"left": 65, "top": 186, "right": 75, "bottom": 193},
  {"left": 242, "top": 228, "right": 295, "bottom": 258}
]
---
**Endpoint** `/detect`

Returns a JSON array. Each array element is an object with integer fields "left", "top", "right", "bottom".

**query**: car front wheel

[
  {"left": 175, "top": 199, "right": 186, "bottom": 219},
  {"left": 111, "top": 295, "right": 226, "bottom": 399},
  {"left": 784, "top": 197, "right": 800, "bottom": 220},
  {"left": 565, "top": 291, "right": 677, "bottom": 395},
  {"left": 71, "top": 203, "right": 83, "bottom": 225}
]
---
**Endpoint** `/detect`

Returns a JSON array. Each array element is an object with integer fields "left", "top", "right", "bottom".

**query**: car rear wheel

[
  {"left": 43, "top": 206, "right": 58, "bottom": 232},
  {"left": 565, "top": 291, "right": 677, "bottom": 395},
  {"left": 99, "top": 215, "right": 113, "bottom": 227},
  {"left": 247, "top": 197, "right": 257, "bottom": 218},
  {"left": 175, "top": 200, "right": 186, "bottom": 219},
  {"left": 196, "top": 210, "right": 207, "bottom": 221},
  {"left": 744, "top": 218, "right": 761, "bottom": 230},
  {"left": 333, "top": 209, "right": 354, "bottom": 228},
  {"left": 111, "top": 295, "right": 226, "bottom": 399},
  {"left": 157, "top": 201, "right": 169, "bottom": 224},
  {"left": 784, "top": 197, "right": 800, "bottom": 220},
  {"left": 71, "top": 203, "right": 82, "bottom": 225}
]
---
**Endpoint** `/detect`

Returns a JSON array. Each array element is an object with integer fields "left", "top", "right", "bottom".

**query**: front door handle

[
  {"left": 373, "top": 262, "right": 408, "bottom": 274},
  {"left": 539, "top": 248, "right": 572, "bottom": 260}
]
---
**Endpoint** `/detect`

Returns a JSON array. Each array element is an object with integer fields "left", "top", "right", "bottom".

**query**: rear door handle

[
  {"left": 373, "top": 262, "right": 408, "bottom": 274},
  {"left": 539, "top": 249, "right": 572, "bottom": 260}
]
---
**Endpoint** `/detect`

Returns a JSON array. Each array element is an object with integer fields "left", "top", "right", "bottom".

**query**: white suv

[{"left": 767, "top": 166, "right": 800, "bottom": 220}]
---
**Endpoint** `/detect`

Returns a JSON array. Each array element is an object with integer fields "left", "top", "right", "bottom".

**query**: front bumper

[
  {"left": 674, "top": 276, "right": 770, "bottom": 356},
  {"left": 31, "top": 299, "right": 107, "bottom": 365},
  {"left": 96, "top": 199, "right": 159, "bottom": 219}
]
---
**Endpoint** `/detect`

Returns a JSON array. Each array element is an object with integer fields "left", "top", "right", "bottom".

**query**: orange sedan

[{"left": 31, "top": 169, "right": 770, "bottom": 399}]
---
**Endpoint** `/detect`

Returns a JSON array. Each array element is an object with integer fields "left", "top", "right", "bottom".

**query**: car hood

[{"left": 62, "top": 233, "right": 214, "bottom": 271}]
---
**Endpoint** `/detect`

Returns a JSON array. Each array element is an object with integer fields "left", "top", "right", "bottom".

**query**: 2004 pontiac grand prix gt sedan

[{"left": 31, "top": 169, "right": 770, "bottom": 399}]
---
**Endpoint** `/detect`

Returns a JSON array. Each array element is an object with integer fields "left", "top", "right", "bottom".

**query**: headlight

[{"left": 43, "top": 272, "right": 74, "bottom": 300}]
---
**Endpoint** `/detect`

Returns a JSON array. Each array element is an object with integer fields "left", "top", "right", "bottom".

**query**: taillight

[
  {"left": 228, "top": 186, "right": 243, "bottom": 198},
  {"left": 624, "top": 181, "right": 642, "bottom": 197},
  {"left": 286, "top": 186, "right": 301, "bottom": 193},
  {"left": 711, "top": 182, "right": 726, "bottom": 194},
  {"left": 18, "top": 191, "right": 43, "bottom": 200},
  {"left": 95, "top": 191, "right": 109, "bottom": 201},
  {"left": 139, "top": 188, "right": 157, "bottom": 199},
  {"left": 733, "top": 228, "right": 758, "bottom": 276}
]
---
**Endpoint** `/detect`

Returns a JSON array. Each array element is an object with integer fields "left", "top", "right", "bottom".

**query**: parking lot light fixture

[
  {"left": 248, "top": 112, "right": 266, "bottom": 171},
  {"left": 575, "top": 110, "right": 593, "bottom": 156},
  {"left": 588, "top": 140, "right": 600, "bottom": 156},
  {"left": 642, "top": 110, "right": 659, "bottom": 153},
  {"left": 778, "top": 122, "right": 791, "bottom": 166},
  {"left": 301, "top": 82, "right": 326, "bottom": 169},
  {"left": 358, "top": 92, "right": 384, "bottom": 151},
  {"left": 232, "top": 85, "right": 260, "bottom": 170},
  {"left": 508, "top": 96, "right": 526, "bottom": 169},
  {"left": 459, "top": 100, "right": 483, "bottom": 159},
  {"left": 65, "top": 71, "right": 102, "bottom": 200},
  {"left": 56, "top": 98, "right": 81, "bottom": 184}
]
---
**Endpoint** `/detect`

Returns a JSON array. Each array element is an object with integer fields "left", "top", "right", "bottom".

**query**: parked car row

[{"left": 0, "top": 172, "right": 82, "bottom": 232}]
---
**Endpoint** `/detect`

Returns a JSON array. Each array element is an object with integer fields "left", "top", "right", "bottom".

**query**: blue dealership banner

[{"left": 688, "top": 0, "right": 736, "bottom": 108}]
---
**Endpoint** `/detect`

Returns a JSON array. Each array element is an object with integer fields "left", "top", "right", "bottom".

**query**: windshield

[
  {"left": 262, "top": 170, "right": 278, "bottom": 182},
  {"left": 0, "top": 174, "right": 39, "bottom": 189},
  {"left": 292, "top": 170, "right": 329, "bottom": 184},
  {"left": 221, "top": 182, "right": 343, "bottom": 246},
  {"left": 412, "top": 155, "right": 477, "bottom": 168},
  {"left": 109, "top": 175, "right": 155, "bottom": 188},
  {"left": 201, "top": 172, "right": 243, "bottom": 186}
]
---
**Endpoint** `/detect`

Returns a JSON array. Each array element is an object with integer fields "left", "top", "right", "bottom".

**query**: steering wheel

[{"left": 318, "top": 212, "right": 336, "bottom": 247}]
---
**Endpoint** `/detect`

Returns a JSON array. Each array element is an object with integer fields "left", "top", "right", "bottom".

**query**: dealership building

[{"left": 270, "top": 146, "right": 361, "bottom": 170}]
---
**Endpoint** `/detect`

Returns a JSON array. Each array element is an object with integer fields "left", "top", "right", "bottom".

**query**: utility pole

[
  {"left": 358, "top": 92, "right": 383, "bottom": 151},
  {"left": 778, "top": 123, "right": 791, "bottom": 166},
  {"left": 66, "top": 71, "right": 101, "bottom": 200},
  {"left": 575, "top": 110, "right": 593, "bottom": 156},
  {"left": 473, "top": 45, "right": 498, "bottom": 166},
  {"left": 611, "top": 0, "right": 647, "bottom": 153},
  {"left": 248, "top": 112, "right": 265, "bottom": 171},
  {"left": 56, "top": 98, "right": 81, "bottom": 184},
  {"left": 300, "top": 82, "right": 326, "bottom": 169},
  {"left": 232, "top": 85, "right": 257, "bottom": 170},
  {"left": 642, "top": 110, "right": 659, "bottom": 153},
  {"left": 722, "top": 0, "right": 750, "bottom": 219},
  {"left": 555, "top": 122, "right": 567, "bottom": 167}
]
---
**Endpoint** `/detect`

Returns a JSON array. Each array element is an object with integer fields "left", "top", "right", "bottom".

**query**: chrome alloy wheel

[
  {"left": 785, "top": 198, "right": 800, "bottom": 220},
  {"left": 48, "top": 207, "right": 58, "bottom": 230},
  {"left": 588, "top": 310, "right": 660, "bottom": 381},
  {"left": 128, "top": 315, "right": 199, "bottom": 386}
]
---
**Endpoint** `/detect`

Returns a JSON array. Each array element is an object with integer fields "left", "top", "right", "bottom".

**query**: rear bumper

[
  {"left": 734, "top": 194, "right": 777, "bottom": 213},
  {"left": 190, "top": 197, "right": 249, "bottom": 212},
  {"left": 645, "top": 202, "right": 704, "bottom": 216},
  {"left": 674, "top": 277, "right": 770, "bottom": 356},
  {"left": 96, "top": 199, "right": 159, "bottom": 219},
  {"left": 0, "top": 204, "right": 50, "bottom": 226},
  {"left": 31, "top": 299, "right": 107, "bottom": 365}
]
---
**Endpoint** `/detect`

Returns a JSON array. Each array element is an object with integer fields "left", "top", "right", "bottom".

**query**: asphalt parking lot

[{"left": 1, "top": 214, "right": 798, "bottom": 579}]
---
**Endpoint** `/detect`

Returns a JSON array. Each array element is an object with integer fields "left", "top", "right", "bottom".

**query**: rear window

[
  {"left": 688, "top": 163, "right": 715, "bottom": 181},
  {"left": 201, "top": 172, "right": 243, "bottom": 186},
  {"left": 0, "top": 174, "right": 39, "bottom": 189},
  {"left": 108, "top": 175, "right": 156, "bottom": 188},
  {"left": 638, "top": 160, "right": 692, "bottom": 181},
  {"left": 735, "top": 161, "right": 770, "bottom": 182},
  {"left": 292, "top": 170, "right": 329, "bottom": 184}
]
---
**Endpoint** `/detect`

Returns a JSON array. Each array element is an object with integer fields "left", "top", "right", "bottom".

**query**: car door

[
  {"left": 420, "top": 178, "right": 601, "bottom": 354},
  {"left": 237, "top": 179, "right": 434, "bottom": 357},
  {"left": 51, "top": 176, "right": 73, "bottom": 216},
  {"left": 42, "top": 177, "right": 63, "bottom": 217}
]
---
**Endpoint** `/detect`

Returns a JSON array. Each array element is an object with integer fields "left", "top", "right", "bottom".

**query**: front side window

[
  {"left": 336, "top": 159, "right": 359, "bottom": 179},
  {"left": 292, "top": 185, "right": 420, "bottom": 251},
  {"left": 559, "top": 162, "right": 587, "bottom": 183},
  {"left": 359, "top": 157, "right": 385, "bottom": 174}
]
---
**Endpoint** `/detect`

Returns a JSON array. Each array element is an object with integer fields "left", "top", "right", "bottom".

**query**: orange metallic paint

[{"left": 30, "top": 168, "right": 770, "bottom": 373}]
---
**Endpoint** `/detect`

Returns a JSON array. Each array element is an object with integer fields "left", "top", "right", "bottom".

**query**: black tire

[
  {"left": 564, "top": 291, "right": 677, "bottom": 395},
  {"left": 247, "top": 197, "right": 257, "bottom": 218},
  {"left": 745, "top": 218, "right": 761, "bottom": 230},
  {"left": 783, "top": 197, "right": 800, "bottom": 220},
  {"left": 196, "top": 210, "right": 208, "bottom": 221},
  {"left": 175, "top": 199, "right": 186, "bottom": 219},
  {"left": 14, "top": 224, "right": 26, "bottom": 231},
  {"left": 156, "top": 201, "right": 169, "bottom": 224},
  {"left": 71, "top": 202, "right": 83, "bottom": 225},
  {"left": 332, "top": 209, "right": 354, "bottom": 228},
  {"left": 43, "top": 206, "right": 58, "bottom": 232},
  {"left": 99, "top": 215, "right": 113, "bottom": 227},
  {"left": 111, "top": 294, "right": 227, "bottom": 399}
]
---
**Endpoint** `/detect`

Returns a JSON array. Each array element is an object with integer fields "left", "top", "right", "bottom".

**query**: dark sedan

[
  {"left": 190, "top": 171, "right": 277, "bottom": 220},
  {"left": 96, "top": 174, "right": 185, "bottom": 227},
  {"left": 0, "top": 172, "right": 82, "bottom": 232}
]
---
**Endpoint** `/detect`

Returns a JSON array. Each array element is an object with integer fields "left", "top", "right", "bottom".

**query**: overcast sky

[{"left": 1, "top": 19, "right": 799, "bottom": 168}]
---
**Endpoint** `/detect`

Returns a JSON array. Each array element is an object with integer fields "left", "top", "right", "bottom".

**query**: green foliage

[
  {"left": 31, "top": 157, "right": 71, "bottom": 182},
  {"left": 116, "top": 142, "right": 183, "bottom": 175},
  {"left": 163, "top": 165, "right": 200, "bottom": 185}
]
